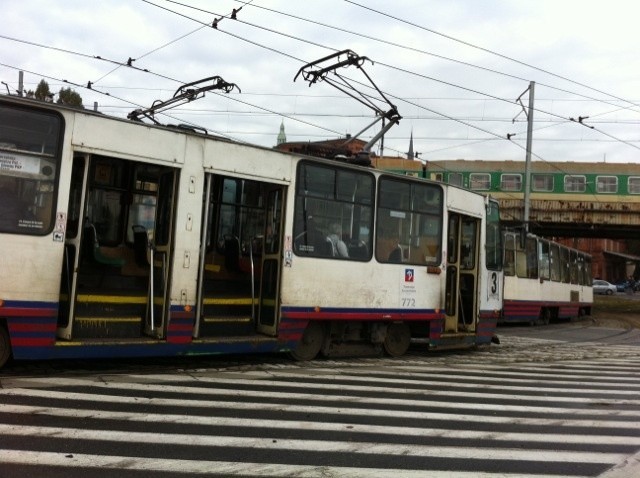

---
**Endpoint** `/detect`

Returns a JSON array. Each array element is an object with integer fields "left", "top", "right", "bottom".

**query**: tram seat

[
  {"left": 83, "top": 223, "right": 126, "bottom": 268},
  {"left": 223, "top": 235, "right": 241, "bottom": 272},
  {"left": 322, "top": 236, "right": 338, "bottom": 256},
  {"left": 388, "top": 246, "right": 404, "bottom": 263},
  {"left": 132, "top": 225, "right": 151, "bottom": 267},
  {"left": 348, "top": 241, "right": 369, "bottom": 260}
]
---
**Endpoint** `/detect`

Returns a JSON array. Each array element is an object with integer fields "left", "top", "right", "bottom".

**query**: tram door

[
  {"left": 196, "top": 175, "right": 284, "bottom": 338},
  {"left": 256, "top": 187, "right": 284, "bottom": 335},
  {"left": 57, "top": 155, "right": 90, "bottom": 339},
  {"left": 444, "top": 213, "right": 479, "bottom": 333},
  {"left": 57, "top": 154, "right": 177, "bottom": 340},
  {"left": 145, "top": 170, "right": 178, "bottom": 337}
]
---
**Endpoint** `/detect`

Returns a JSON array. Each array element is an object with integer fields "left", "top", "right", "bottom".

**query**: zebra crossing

[{"left": 1, "top": 340, "right": 640, "bottom": 477}]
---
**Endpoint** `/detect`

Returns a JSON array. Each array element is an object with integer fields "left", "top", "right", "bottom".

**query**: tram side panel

[
  {"left": 278, "top": 164, "right": 500, "bottom": 357},
  {"left": 0, "top": 102, "right": 70, "bottom": 362},
  {"left": 162, "top": 138, "right": 206, "bottom": 344}
]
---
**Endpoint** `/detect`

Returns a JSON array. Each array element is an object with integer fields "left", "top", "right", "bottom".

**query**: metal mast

[{"left": 516, "top": 81, "right": 535, "bottom": 232}]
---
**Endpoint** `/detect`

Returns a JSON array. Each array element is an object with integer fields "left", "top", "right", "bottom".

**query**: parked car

[
  {"left": 593, "top": 279, "right": 617, "bottom": 295},
  {"left": 615, "top": 280, "right": 638, "bottom": 292},
  {"left": 615, "top": 281, "right": 628, "bottom": 292}
]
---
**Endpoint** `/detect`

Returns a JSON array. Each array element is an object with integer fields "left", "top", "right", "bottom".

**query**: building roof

[{"left": 604, "top": 250, "right": 640, "bottom": 262}]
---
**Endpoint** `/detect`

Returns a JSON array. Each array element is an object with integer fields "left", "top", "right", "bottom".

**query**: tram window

[
  {"left": 560, "top": 247, "right": 570, "bottom": 283},
  {"left": 532, "top": 174, "right": 554, "bottom": 192},
  {"left": 515, "top": 246, "right": 527, "bottom": 278},
  {"left": 503, "top": 233, "right": 516, "bottom": 276},
  {"left": 550, "top": 244, "right": 561, "bottom": 282},
  {"left": 596, "top": 176, "right": 617, "bottom": 193},
  {"left": 460, "top": 218, "right": 477, "bottom": 270},
  {"left": 87, "top": 188, "right": 124, "bottom": 244},
  {"left": 85, "top": 158, "right": 127, "bottom": 245},
  {"left": 500, "top": 174, "right": 522, "bottom": 192},
  {"left": 628, "top": 177, "right": 640, "bottom": 194},
  {"left": 525, "top": 237, "right": 538, "bottom": 279},
  {"left": 300, "top": 164, "right": 335, "bottom": 199},
  {"left": 0, "top": 105, "right": 62, "bottom": 235},
  {"left": 485, "top": 200, "right": 502, "bottom": 270},
  {"left": 569, "top": 250, "right": 579, "bottom": 284},
  {"left": 564, "top": 175, "right": 586, "bottom": 193},
  {"left": 293, "top": 162, "right": 374, "bottom": 261},
  {"left": 469, "top": 173, "right": 490, "bottom": 191},
  {"left": 126, "top": 194, "right": 156, "bottom": 241},
  {"left": 66, "top": 158, "right": 86, "bottom": 238},
  {"left": 538, "top": 239, "right": 550, "bottom": 280},
  {"left": 125, "top": 165, "right": 161, "bottom": 242},
  {"left": 376, "top": 177, "right": 442, "bottom": 265},
  {"left": 576, "top": 253, "right": 586, "bottom": 285},
  {"left": 214, "top": 178, "right": 266, "bottom": 257},
  {"left": 583, "top": 254, "right": 592, "bottom": 285},
  {"left": 447, "top": 215, "right": 459, "bottom": 265}
]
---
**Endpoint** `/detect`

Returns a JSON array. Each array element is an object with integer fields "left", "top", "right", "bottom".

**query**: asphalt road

[
  {"left": 497, "top": 320, "right": 640, "bottom": 347},
  {"left": 1, "top": 323, "right": 639, "bottom": 478}
]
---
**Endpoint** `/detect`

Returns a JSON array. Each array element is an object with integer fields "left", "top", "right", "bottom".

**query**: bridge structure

[{"left": 406, "top": 159, "right": 640, "bottom": 239}]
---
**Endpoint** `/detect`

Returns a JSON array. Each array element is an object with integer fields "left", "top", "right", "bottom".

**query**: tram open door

[
  {"left": 143, "top": 169, "right": 178, "bottom": 338},
  {"left": 195, "top": 174, "right": 285, "bottom": 339},
  {"left": 57, "top": 155, "right": 177, "bottom": 341},
  {"left": 444, "top": 213, "right": 479, "bottom": 334}
]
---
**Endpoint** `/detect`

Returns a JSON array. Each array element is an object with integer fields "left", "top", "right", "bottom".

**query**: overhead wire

[
  {"left": 230, "top": 0, "right": 640, "bottom": 119},
  {"left": 0, "top": 28, "right": 601, "bottom": 147},
  {"left": 2, "top": 2, "right": 617, "bottom": 223},
  {"left": 227, "top": 0, "right": 640, "bottom": 164},
  {"left": 179, "top": 0, "right": 640, "bottom": 156},
  {"left": 92, "top": 25, "right": 209, "bottom": 85},
  {"left": 39, "top": 0, "right": 622, "bottom": 158},
  {"left": 0, "top": 3, "right": 340, "bottom": 139},
  {"left": 135, "top": 2, "right": 566, "bottom": 157},
  {"left": 344, "top": 0, "right": 640, "bottom": 114},
  {"left": 3, "top": 0, "right": 637, "bottom": 161}
]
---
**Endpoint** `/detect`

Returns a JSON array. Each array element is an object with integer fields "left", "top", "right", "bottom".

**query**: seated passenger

[
  {"left": 388, "top": 246, "right": 403, "bottom": 263},
  {"left": 327, "top": 223, "right": 349, "bottom": 258}
]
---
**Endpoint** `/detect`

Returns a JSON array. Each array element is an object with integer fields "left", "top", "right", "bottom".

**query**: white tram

[
  {"left": 0, "top": 94, "right": 502, "bottom": 367},
  {"left": 501, "top": 231, "right": 593, "bottom": 324}
]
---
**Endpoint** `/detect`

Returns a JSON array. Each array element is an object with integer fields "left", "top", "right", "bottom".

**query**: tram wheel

[
  {"left": 539, "top": 308, "right": 551, "bottom": 325},
  {"left": 0, "top": 326, "right": 11, "bottom": 369},
  {"left": 383, "top": 322, "right": 411, "bottom": 357},
  {"left": 290, "top": 321, "right": 325, "bottom": 361}
]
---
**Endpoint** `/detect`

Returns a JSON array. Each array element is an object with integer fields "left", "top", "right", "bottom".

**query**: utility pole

[
  {"left": 516, "top": 81, "right": 535, "bottom": 232},
  {"left": 379, "top": 116, "right": 385, "bottom": 157}
]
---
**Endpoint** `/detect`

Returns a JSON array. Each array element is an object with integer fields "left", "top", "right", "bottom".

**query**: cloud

[{"left": 3, "top": 0, "right": 640, "bottom": 162}]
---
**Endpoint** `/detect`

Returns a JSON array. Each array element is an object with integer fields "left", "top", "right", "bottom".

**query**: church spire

[
  {"left": 277, "top": 120, "right": 287, "bottom": 145},
  {"left": 407, "top": 129, "right": 414, "bottom": 160}
]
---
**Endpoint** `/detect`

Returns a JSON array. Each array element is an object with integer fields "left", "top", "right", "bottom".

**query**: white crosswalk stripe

[{"left": 1, "top": 348, "right": 639, "bottom": 477}]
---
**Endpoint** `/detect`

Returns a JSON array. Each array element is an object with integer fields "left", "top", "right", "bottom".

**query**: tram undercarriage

[{"left": 290, "top": 320, "right": 414, "bottom": 360}]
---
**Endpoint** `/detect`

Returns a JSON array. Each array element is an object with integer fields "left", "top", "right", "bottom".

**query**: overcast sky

[{"left": 3, "top": 0, "right": 640, "bottom": 164}]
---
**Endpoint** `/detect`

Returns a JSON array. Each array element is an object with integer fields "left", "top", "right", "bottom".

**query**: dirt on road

[{"left": 589, "top": 294, "right": 640, "bottom": 329}]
